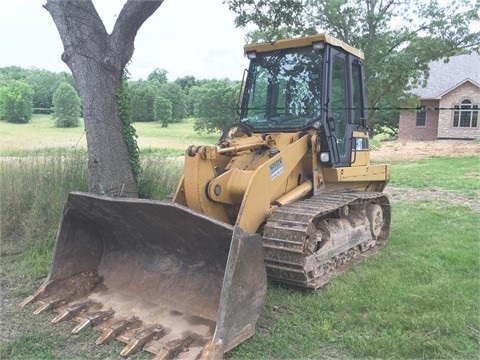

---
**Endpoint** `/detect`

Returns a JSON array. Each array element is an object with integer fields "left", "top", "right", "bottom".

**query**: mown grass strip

[
  {"left": 389, "top": 156, "right": 480, "bottom": 190},
  {"left": 0, "top": 114, "right": 219, "bottom": 155}
]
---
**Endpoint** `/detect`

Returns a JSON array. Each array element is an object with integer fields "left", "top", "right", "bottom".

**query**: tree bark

[{"left": 44, "top": 0, "right": 163, "bottom": 197}]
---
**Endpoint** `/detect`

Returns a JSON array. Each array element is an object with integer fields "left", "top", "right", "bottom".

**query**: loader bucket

[{"left": 20, "top": 192, "right": 267, "bottom": 359}]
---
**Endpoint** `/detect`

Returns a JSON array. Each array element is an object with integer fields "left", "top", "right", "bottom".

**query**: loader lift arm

[{"left": 174, "top": 132, "right": 313, "bottom": 234}]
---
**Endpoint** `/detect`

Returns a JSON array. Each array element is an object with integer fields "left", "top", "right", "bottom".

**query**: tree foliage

[
  {"left": 0, "top": 66, "right": 75, "bottom": 111},
  {"left": 147, "top": 68, "right": 168, "bottom": 84},
  {"left": 157, "top": 82, "right": 188, "bottom": 122},
  {"left": 0, "top": 80, "right": 34, "bottom": 123},
  {"left": 130, "top": 82, "right": 159, "bottom": 122},
  {"left": 174, "top": 75, "right": 199, "bottom": 93},
  {"left": 27, "top": 70, "right": 74, "bottom": 110},
  {"left": 193, "top": 79, "right": 240, "bottom": 134},
  {"left": 52, "top": 82, "right": 81, "bottom": 127},
  {"left": 174, "top": 75, "right": 200, "bottom": 116},
  {"left": 154, "top": 95, "right": 172, "bottom": 127},
  {"left": 128, "top": 80, "right": 188, "bottom": 122},
  {"left": 227, "top": 0, "right": 309, "bottom": 41},
  {"left": 226, "top": 0, "right": 480, "bottom": 135}
]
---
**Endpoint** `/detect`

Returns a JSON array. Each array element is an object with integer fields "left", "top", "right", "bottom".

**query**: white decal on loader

[{"left": 269, "top": 158, "right": 284, "bottom": 180}]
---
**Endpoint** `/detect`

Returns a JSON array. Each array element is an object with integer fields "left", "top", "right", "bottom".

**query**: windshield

[{"left": 240, "top": 46, "right": 323, "bottom": 131}]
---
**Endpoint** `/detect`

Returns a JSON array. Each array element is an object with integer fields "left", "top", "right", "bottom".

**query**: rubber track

[{"left": 262, "top": 191, "right": 391, "bottom": 290}]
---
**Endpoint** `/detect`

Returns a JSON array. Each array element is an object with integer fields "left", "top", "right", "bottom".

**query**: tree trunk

[{"left": 44, "top": 0, "right": 163, "bottom": 197}]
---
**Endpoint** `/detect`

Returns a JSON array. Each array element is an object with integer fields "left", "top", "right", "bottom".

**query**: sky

[{"left": 0, "top": 0, "right": 251, "bottom": 81}]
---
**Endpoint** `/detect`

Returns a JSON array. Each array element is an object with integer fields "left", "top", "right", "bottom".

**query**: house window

[
  {"left": 453, "top": 99, "right": 478, "bottom": 128},
  {"left": 416, "top": 105, "right": 426, "bottom": 127}
]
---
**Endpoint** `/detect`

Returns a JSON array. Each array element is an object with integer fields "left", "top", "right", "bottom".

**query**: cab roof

[{"left": 243, "top": 33, "right": 364, "bottom": 60}]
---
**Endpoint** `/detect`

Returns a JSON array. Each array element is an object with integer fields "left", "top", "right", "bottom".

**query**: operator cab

[{"left": 239, "top": 34, "right": 368, "bottom": 168}]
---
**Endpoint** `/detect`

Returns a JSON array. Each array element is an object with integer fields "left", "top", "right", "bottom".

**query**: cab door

[
  {"left": 326, "top": 48, "right": 368, "bottom": 167},
  {"left": 328, "top": 50, "right": 350, "bottom": 165}
]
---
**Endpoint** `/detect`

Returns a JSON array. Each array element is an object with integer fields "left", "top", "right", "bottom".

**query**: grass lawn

[
  {"left": 389, "top": 156, "right": 480, "bottom": 190},
  {"left": 230, "top": 202, "right": 479, "bottom": 359},
  {"left": 0, "top": 114, "right": 219, "bottom": 155}
]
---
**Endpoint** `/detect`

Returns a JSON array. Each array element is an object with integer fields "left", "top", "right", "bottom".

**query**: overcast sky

[{"left": 0, "top": 0, "right": 250, "bottom": 81}]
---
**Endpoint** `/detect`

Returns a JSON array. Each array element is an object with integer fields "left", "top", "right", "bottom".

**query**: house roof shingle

[{"left": 412, "top": 52, "right": 480, "bottom": 99}]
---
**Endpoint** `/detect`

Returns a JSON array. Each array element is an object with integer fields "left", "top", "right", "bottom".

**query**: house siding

[
  {"left": 438, "top": 82, "right": 480, "bottom": 139},
  {"left": 397, "top": 53, "right": 480, "bottom": 141},
  {"left": 398, "top": 99, "right": 439, "bottom": 140}
]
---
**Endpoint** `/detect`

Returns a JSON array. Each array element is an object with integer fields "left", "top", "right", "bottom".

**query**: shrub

[
  {"left": 0, "top": 80, "right": 34, "bottom": 123},
  {"left": 154, "top": 95, "right": 172, "bottom": 127},
  {"left": 52, "top": 82, "right": 81, "bottom": 127}
]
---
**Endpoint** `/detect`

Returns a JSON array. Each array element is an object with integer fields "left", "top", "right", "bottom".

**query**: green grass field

[
  {"left": 0, "top": 114, "right": 219, "bottom": 155},
  {"left": 1, "top": 115, "right": 479, "bottom": 359}
]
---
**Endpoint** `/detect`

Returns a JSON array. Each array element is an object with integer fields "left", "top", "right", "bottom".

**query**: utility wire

[
  {"left": 324, "top": 106, "right": 479, "bottom": 111},
  {"left": 365, "top": 106, "right": 478, "bottom": 111},
  {"left": 243, "top": 106, "right": 478, "bottom": 112}
]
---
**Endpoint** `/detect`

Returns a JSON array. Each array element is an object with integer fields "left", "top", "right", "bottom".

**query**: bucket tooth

[
  {"left": 71, "top": 309, "right": 115, "bottom": 334},
  {"left": 51, "top": 300, "right": 94, "bottom": 324},
  {"left": 33, "top": 298, "right": 68, "bottom": 315},
  {"left": 18, "top": 295, "right": 37, "bottom": 308},
  {"left": 71, "top": 318, "right": 94, "bottom": 334},
  {"left": 199, "top": 339, "right": 224, "bottom": 360},
  {"left": 153, "top": 336, "right": 194, "bottom": 360},
  {"left": 18, "top": 281, "right": 50, "bottom": 308},
  {"left": 95, "top": 317, "right": 138, "bottom": 345},
  {"left": 120, "top": 325, "right": 164, "bottom": 357}
]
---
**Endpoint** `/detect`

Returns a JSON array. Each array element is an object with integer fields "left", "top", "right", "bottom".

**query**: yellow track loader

[{"left": 20, "top": 34, "right": 391, "bottom": 359}]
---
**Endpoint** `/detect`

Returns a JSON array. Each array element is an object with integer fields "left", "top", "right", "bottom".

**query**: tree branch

[
  {"left": 108, "top": 0, "right": 164, "bottom": 71},
  {"left": 44, "top": 0, "right": 107, "bottom": 66}
]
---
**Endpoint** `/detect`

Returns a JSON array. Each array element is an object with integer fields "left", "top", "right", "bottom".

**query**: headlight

[{"left": 320, "top": 152, "right": 330, "bottom": 163}]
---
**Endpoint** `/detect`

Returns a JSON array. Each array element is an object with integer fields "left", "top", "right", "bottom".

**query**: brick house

[{"left": 398, "top": 53, "right": 480, "bottom": 140}]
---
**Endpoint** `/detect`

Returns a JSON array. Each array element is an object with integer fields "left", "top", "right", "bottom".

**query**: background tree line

[
  {"left": 226, "top": 0, "right": 480, "bottom": 136},
  {"left": 0, "top": 66, "right": 240, "bottom": 133}
]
